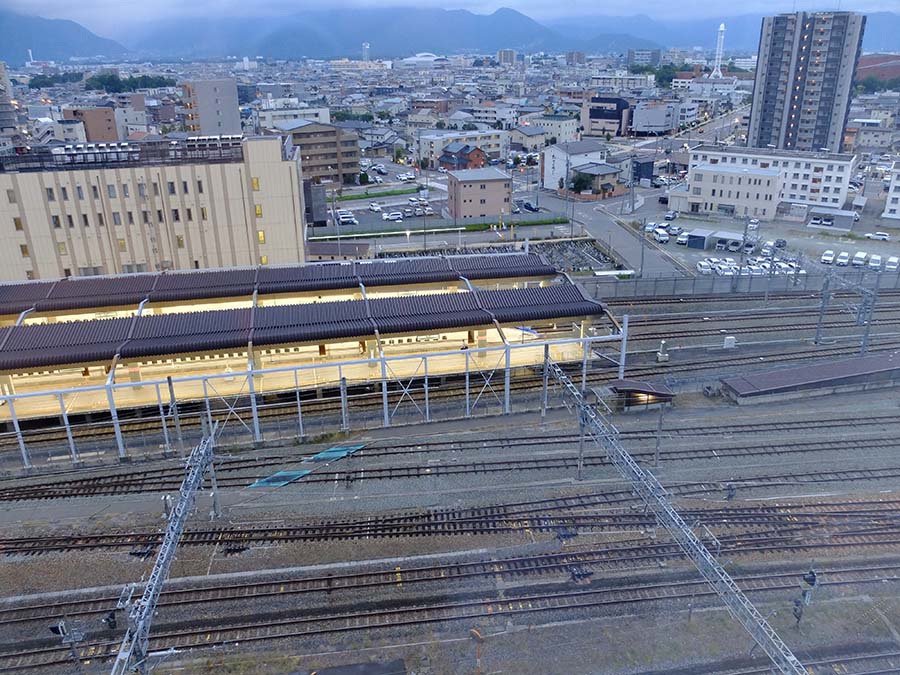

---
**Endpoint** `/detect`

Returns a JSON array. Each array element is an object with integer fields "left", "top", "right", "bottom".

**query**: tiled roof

[
  {"left": 0, "top": 254, "right": 555, "bottom": 316},
  {"left": 0, "top": 284, "right": 604, "bottom": 371}
]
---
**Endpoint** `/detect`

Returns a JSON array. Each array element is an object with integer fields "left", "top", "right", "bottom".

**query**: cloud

[{"left": 1, "top": 0, "right": 893, "bottom": 37}]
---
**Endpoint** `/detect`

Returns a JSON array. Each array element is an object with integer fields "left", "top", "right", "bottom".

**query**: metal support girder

[
  {"left": 545, "top": 358, "right": 805, "bottom": 675},
  {"left": 8, "top": 398, "right": 31, "bottom": 471},
  {"left": 339, "top": 375, "right": 350, "bottom": 432},
  {"left": 154, "top": 383, "right": 171, "bottom": 456},
  {"left": 540, "top": 343, "right": 550, "bottom": 421},
  {"left": 58, "top": 393, "right": 80, "bottom": 466},
  {"left": 106, "top": 385, "right": 127, "bottom": 461},
  {"left": 618, "top": 314, "right": 629, "bottom": 380},
  {"left": 380, "top": 354, "right": 391, "bottom": 427},
  {"left": 110, "top": 427, "right": 218, "bottom": 675},
  {"left": 503, "top": 343, "right": 511, "bottom": 414},
  {"left": 246, "top": 353, "right": 262, "bottom": 442}
]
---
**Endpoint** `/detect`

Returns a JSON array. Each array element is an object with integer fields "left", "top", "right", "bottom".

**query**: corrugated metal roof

[
  {"left": 0, "top": 255, "right": 556, "bottom": 316},
  {"left": 721, "top": 352, "right": 900, "bottom": 397},
  {"left": 0, "top": 283, "right": 605, "bottom": 371}
]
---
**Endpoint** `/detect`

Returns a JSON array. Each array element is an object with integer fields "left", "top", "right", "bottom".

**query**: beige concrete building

[
  {"left": 668, "top": 163, "right": 782, "bottom": 220},
  {"left": 0, "top": 136, "right": 305, "bottom": 281},
  {"left": 447, "top": 167, "right": 512, "bottom": 221},
  {"left": 276, "top": 119, "right": 360, "bottom": 186},
  {"left": 417, "top": 129, "right": 510, "bottom": 168},
  {"left": 181, "top": 79, "right": 241, "bottom": 136},
  {"left": 62, "top": 107, "right": 118, "bottom": 142}
]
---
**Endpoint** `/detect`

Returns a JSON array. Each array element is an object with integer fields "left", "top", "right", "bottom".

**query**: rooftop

[
  {"left": 514, "top": 125, "right": 546, "bottom": 137},
  {"left": 694, "top": 162, "right": 781, "bottom": 177},
  {"left": 553, "top": 140, "right": 606, "bottom": 156},
  {"left": 693, "top": 144, "right": 855, "bottom": 163},
  {"left": 448, "top": 167, "right": 511, "bottom": 182},
  {"left": 571, "top": 162, "right": 621, "bottom": 176},
  {"left": 0, "top": 135, "right": 255, "bottom": 173},
  {"left": 0, "top": 284, "right": 604, "bottom": 371},
  {"left": 0, "top": 254, "right": 554, "bottom": 316}
]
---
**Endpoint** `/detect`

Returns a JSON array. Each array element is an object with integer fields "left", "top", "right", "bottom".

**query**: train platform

[{"left": 720, "top": 350, "right": 900, "bottom": 404}]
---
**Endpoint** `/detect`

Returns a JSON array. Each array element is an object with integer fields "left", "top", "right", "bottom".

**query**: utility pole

[
  {"left": 653, "top": 404, "right": 665, "bottom": 467},
  {"left": 814, "top": 276, "right": 831, "bottom": 345},
  {"left": 732, "top": 215, "right": 751, "bottom": 292},
  {"left": 639, "top": 217, "right": 646, "bottom": 278}
]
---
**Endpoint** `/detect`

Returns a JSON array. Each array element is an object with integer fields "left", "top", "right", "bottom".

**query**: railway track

[
  {"left": 6, "top": 467, "right": 900, "bottom": 555},
  {"left": 4, "top": 428, "right": 900, "bottom": 502},
  {"left": 1, "top": 561, "right": 898, "bottom": 672}
]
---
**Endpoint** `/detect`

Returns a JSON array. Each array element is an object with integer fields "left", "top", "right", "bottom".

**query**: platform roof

[
  {"left": 0, "top": 284, "right": 605, "bottom": 371},
  {"left": 721, "top": 351, "right": 900, "bottom": 398},
  {"left": 0, "top": 254, "right": 556, "bottom": 316}
]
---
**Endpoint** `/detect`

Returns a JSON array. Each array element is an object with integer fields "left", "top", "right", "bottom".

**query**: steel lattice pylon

[
  {"left": 546, "top": 359, "right": 805, "bottom": 674},
  {"left": 110, "top": 427, "right": 218, "bottom": 674}
]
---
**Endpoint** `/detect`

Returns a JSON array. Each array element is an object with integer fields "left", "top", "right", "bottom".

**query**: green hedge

[
  {"left": 464, "top": 217, "right": 568, "bottom": 232},
  {"left": 337, "top": 186, "right": 422, "bottom": 201}
]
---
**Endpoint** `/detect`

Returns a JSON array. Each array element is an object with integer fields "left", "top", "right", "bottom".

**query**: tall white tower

[
  {"left": 362, "top": 42, "right": 370, "bottom": 62},
  {"left": 710, "top": 23, "right": 726, "bottom": 78}
]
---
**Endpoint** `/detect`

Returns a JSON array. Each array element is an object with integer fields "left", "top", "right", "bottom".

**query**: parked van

[
  {"left": 869, "top": 254, "right": 883, "bottom": 270},
  {"left": 653, "top": 228, "right": 670, "bottom": 243},
  {"left": 886, "top": 256, "right": 899, "bottom": 272},
  {"left": 852, "top": 251, "right": 868, "bottom": 267},
  {"left": 836, "top": 251, "right": 851, "bottom": 266}
]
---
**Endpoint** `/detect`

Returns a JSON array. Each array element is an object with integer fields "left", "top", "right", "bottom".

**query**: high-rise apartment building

[
  {"left": 0, "top": 62, "right": 16, "bottom": 133},
  {"left": 747, "top": 11, "right": 865, "bottom": 152},
  {"left": 62, "top": 107, "right": 118, "bottom": 142},
  {"left": 182, "top": 79, "right": 242, "bottom": 135},
  {"left": 276, "top": 119, "right": 360, "bottom": 186},
  {"left": 0, "top": 136, "right": 306, "bottom": 280},
  {"left": 496, "top": 49, "right": 517, "bottom": 66}
]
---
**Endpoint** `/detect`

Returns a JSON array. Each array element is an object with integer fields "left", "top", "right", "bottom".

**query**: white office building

[
  {"left": 689, "top": 144, "right": 858, "bottom": 208},
  {"left": 883, "top": 161, "right": 900, "bottom": 220}
]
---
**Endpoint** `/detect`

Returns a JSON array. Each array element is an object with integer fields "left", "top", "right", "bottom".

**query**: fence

[
  {"left": 0, "top": 331, "right": 627, "bottom": 475},
  {"left": 586, "top": 269, "right": 900, "bottom": 299}
]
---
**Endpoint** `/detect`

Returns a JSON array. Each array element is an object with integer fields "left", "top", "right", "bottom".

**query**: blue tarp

[
  {"left": 249, "top": 470, "right": 312, "bottom": 488},
  {"left": 308, "top": 444, "right": 367, "bottom": 462}
]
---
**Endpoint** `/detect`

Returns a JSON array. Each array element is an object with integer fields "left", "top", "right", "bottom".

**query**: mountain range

[{"left": 1, "top": 7, "right": 899, "bottom": 66}]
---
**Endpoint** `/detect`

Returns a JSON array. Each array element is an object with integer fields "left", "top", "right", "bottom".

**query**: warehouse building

[{"left": 0, "top": 136, "right": 306, "bottom": 281}]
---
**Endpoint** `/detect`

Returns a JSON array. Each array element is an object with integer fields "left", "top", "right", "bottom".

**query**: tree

[
  {"left": 28, "top": 72, "right": 83, "bottom": 89},
  {"left": 376, "top": 110, "right": 391, "bottom": 120},
  {"left": 547, "top": 136, "right": 557, "bottom": 145},
  {"left": 512, "top": 155, "right": 521, "bottom": 166},
  {"left": 393, "top": 148, "right": 404, "bottom": 163},
  {"left": 359, "top": 172, "right": 370, "bottom": 185},
  {"left": 493, "top": 120, "right": 504, "bottom": 130},
  {"left": 605, "top": 132, "right": 612, "bottom": 142},
  {"left": 461, "top": 123, "right": 478, "bottom": 131},
  {"left": 573, "top": 174, "right": 592, "bottom": 193},
  {"left": 435, "top": 120, "right": 446, "bottom": 129},
  {"left": 83, "top": 73, "right": 175, "bottom": 92},
  {"left": 558, "top": 177, "right": 565, "bottom": 190}
]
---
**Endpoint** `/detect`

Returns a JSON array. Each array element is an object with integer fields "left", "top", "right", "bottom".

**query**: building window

[
  {"left": 19, "top": 244, "right": 29, "bottom": 258},
  {"left": 255, "top": 204, "right": 263, "bottom": 218},
  {"left": 13, "top": 217, "right": 22, "bottom": 231},
  {"left": 167, "top": 181, "right": 176, "bottom": 195},
  {"left": 260, "top": 255, "right": 268, "bottom": 265},
  {"left": 108, "top": 184, "right": 117, "bottom": 198},
  {"left": 480, "top": 199, "right": 486, "bottom": 204},
  {"left": 257, "top": 230, "right": 266, "bottom": 244},
  {"left": 182, "top": 180, "right": 189, "bottom": 194},
  {"left": 57, "top": 242, "right": 67, "bottom": 255},
  {"left": 6, "top": 189, "right": 15, "bottom": 204},
  {"left": 63, "top": 268, "right": 71, "bottom": 277},
  {"left": 83, "top": 214, "right": 90, "bottom": 227},
  {"left": 152, "top": 182, "right": 159, "bottom": 196},
  {"left": 127, "top": 211, "right": 134, "bottom": 225},
  {"left": 51, "top": 215, "right": 61, "bottom": 229},
  {"left": 112, "top": 212, "right": 122, "bottom": 226},
  {"left": 97, "top": 213, "right": 104, "bottom": 226},
  {"left": 176, "top": 235, "right": 185, "bottom": 249},
  {"left": 172, "top": 209, "right": 180, "bottom": 222},
  {"left": 201, "top": 207, "right": 208, "bottom": 221},
  {"left": 122, "top": 184, "right": 129, "bottom": 198},
  {"left": 142, "top": 211, "right": 149, "bottom": 224},
  {"left": 46, "top": 187, "right": 55, "bottom": 202},
  {"left": 138, "top": 183, "right": 146, "bottom": 198},
  {"left": 251, "top": 177, "right": 260, "bottom": 191},
  {"left": 61, "top": 186, "right": 69, "bottom": 201},
  {"left": 117, "top": 238, "right": 127, "bottom": 252},
  {"left": 157, "top": 209, "right": 164, "bottom": 223},
  {"left": 197, "top": 180, "right": 204, "bottom": 194},
  {"left": 76, "top": 186, "right": 84, "bottom": 200},
  {"left": 186, "top": 208, "right": 193, "bottom": 222},
  {"left": 92, "top": 185, "right": 100, "bottom": 199}
]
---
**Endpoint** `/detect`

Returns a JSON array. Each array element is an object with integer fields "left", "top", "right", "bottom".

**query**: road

[{"left": 538, "top": 192, "right": 685, "bottom": 277}]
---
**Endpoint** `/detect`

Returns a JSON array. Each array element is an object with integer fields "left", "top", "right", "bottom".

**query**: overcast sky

[{"left": 2, "top": 0, "right": 891, "bottom": 36}]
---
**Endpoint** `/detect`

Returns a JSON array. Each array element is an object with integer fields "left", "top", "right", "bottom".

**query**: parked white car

[
  {"left": 820, "top": 250, "right": 835, "bottom": 264},
  {"left": 836, "top": 251, "right": 851, "bottom": 266},
  {"left": 886, "top": 256, "right": 900, "bottom": 272},
  {"left": 865, "top": 232, "right": 891, "bottom": 241},
  {"left": 368, "top": 202, "right": 382, "bottom": 212},
  {"left": 382, "top": 211, "right": 403, "bottom": 222},
  {"left": 696, "top": 260, "right": 713, "bottom": 275}
]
